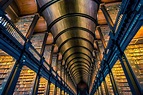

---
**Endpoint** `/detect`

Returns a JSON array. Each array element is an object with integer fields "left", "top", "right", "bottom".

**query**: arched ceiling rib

[
  {"left": 62, "top": 46, "right": 93, "bottom": 60},
  {"left": 37, "top": 0, "right": 99, "bottom": 85},
  {"left": 66, "top": 57, "right": 91, "bottom": 69},
  {"left": 69, "top": 62, "right": 90, "bottom": 72},
  {"left": 70, "top": 65, "right": 90, "bottom": 75},
  {"left": 65, "top": 50, "right": 92, "bottom": 64},
  {"left": 54, "top": 27, "right": 95, "bottom": 41}
]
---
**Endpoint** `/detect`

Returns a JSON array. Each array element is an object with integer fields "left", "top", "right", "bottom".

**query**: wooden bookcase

[
  {"left": 112, "top": 61, "right": 131, "bottom": 94},
  {"left": 0, "top": 50, "right": 16, "bottom": 94},
  {"left": 105, "top": 74, "right": 114, "bottom": 95},
  {"left": 37, "top": 77, "right": 48, "bottom": 95},
  {"left": 56, "top": 87, "right": 60, "bottom": 95},
  {"left": 13, "top": 66, "right": 36, "bottom": 95},
  {"left": 49, "top": 83, "right": 55, "bottom": 95},
  {"left": 101, "top": 82, "right": 106, "bottom": 95}
]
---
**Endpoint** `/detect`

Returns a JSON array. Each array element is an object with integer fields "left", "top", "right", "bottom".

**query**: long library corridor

[{"left": 0, "top": 0, "right": 143, "bottom": 95}]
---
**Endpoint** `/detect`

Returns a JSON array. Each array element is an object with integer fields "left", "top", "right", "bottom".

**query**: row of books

[
  {"left": 105, "top": 74, "right": 114, "bottom": 95},
  {"left": 0, "top": 51, "right": 66, "bottom": 95},
  {"left": 0, "top": 55, "right": 15, "bottom": 89},
  {"left": 125, "top": 42, "right": 143, "bottom": 88},
  {"left": 13, "top": 66, "right": 36, "bottom": 95},
  {"left": 112, "top": 61, "right": 132, "bottom": 94},
  {"left": 37, "top": 77, "right": 48, "bottom": 95},
  {"left": 49, "top": 83, "right": 55, "bottom": 95},
  {"left": 57, "top": 87, "right": 61, "bottom": 95},
  {"left": 101, "top": 82, "right": 106, "bottom": 95}
]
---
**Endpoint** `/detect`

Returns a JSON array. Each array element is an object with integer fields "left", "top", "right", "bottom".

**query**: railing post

[
  {"left": 103, "top": 80, "right": 109, "bottom": 95},
  {"left": 100, "top": 71, "right": 109, "bottom": 95},
  {"left": 96, "top": 26, "right": 107, "bottom": 49},
  {"left": 99, "top": 74, "right": 103, "bottom": 95},
  {"left": 109, "top": 72, "right": 119, "bottom": 95},
  {"left": 60, "top": 89, "right": 62, "bottom": 95},
  {"left": 105, "top": 60, "right": 119, "bottom": 95},
  {"left": 54, "top": 85, "right": 57, "bottom": 95},
  {"left": 32, "top": 74, "right": 41, "bottom": 95},
  {"left": 47, "top": 81, "right": 51, "bottom": 95},
  {"left": 98, "top": 78, "right": 104, "bottom": 95},
  {"left": 26, "top": 13, "right": 40, "bottom": 40}
]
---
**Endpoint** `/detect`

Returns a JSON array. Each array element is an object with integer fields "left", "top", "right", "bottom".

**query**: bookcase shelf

[
  {"left": 62, "top": 90, "right": 65, "bottom": 95},
  {"left": 57, "top": 87, "right": 60, "bottom": 95},
  {"left": 101, "top": 82, "right": 106, "bottom": 95},
  {"left": 13, "top": 66, "right": 36, "bottom": 95},
  {"left": 0, "top": 50, "right": 16, "bottom": 94},
  {"left": 37, "top": 77, "right": 48, "bottom": 95},
  {"left": 98, "top": 86, "right": 102, "bottom": 95},
  {"left": 49, "top": 83, "right": 55, "bottom": 95},
  {"left": 125, "top": 37, "right": 143, "bottom": 89},
  {"left": 112, "top": 61, "right": 131, "bottom": 94},
  {"left": 105, "top": 74, "right": 114, "bottom": 95}
]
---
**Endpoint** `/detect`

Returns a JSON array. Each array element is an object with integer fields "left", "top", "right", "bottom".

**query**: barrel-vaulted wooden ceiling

[{"left": 5, "top": 0, "right": 122, "bottom": 91}]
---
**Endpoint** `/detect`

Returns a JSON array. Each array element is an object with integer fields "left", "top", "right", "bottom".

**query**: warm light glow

[{"left": 134, "top": 26, "right": 143, "bottom": 39}]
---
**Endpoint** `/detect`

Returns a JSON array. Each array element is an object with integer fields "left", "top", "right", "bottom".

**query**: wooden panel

[
  {"left": 95, "top": 29, "right": 100, "bottom": 40},
  {"left": 97, "top": 9, "right": 107, "bottom": 25},
  {"left": 93, "top": 41, "right": 98, "bottom": 49},
  {"left": 14, "top": 0, "right": 37, "bottom": 15},
  {"left": 46, "top": 33, "right": 54, "bottom": 45},
  {"left": 53, "top": 44, "right": 58, "bottom": 53},
  {"left": 34, "top": 17, "right": 47, "bottom": 32},
  {"left": 5, "top": 6, "right": 19, "bottom": 22}
]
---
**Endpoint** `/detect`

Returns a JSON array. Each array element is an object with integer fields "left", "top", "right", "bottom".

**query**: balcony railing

[
  {"left": 0, "top": 15, "right": 26, "bottom": 45},
  {"left": 0, "top": 9, "right": 73, "bottom": 94}
]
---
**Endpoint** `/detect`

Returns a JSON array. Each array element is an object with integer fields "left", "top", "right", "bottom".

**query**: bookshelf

[
  {"left": 98, "top": 86, "right": 102, "bottom": 95},
  {"left": 105, "top": 74, "right": 114, "bottom": 95},
  {"left": 13, "top": 66, "right": 36, "bottom": 95},
  {"left": 125, "top": 27, "right": 143, "bottom": 89},
  {"left": 112, "top": 60, "right": 132, "bottom": 94},
  {"left": 49, "top": 83, "right": 55, "bottom": 95},
  {"left": 62, "top": 90, "right": 64, "bottom": 95},
  {"left": 101, "top": 82, "right": 106, "bottom": 95},
  {"left": 37, "top": 77, "right": 48, "bottom": 95},
  {"left": 125, "top": 43, "right": 143, "bottom": 88},
  {"left": 0, "top": 50, "right": 16, "bottom": 94},
  {"left": 57, "top": 87, "right": 60, "bottom": 95},
  {"left": 65, "top": 92, "right": 68, "bottom": 95}
]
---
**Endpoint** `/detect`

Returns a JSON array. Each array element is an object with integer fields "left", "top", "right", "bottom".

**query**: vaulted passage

[
  {"left": 37, "top": 0, "right": 98, "bottom": 86},
  {"left": 0, "top": 0, "right": 143, "bottom": 95}
]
